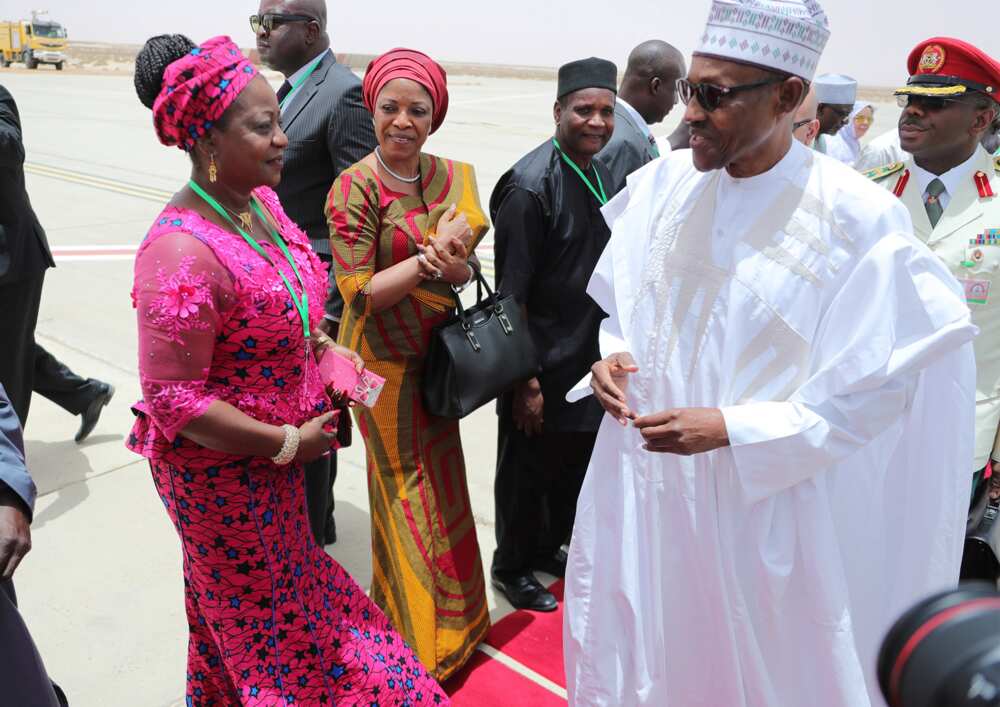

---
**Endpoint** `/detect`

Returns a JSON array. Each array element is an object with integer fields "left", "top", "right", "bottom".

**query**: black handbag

[
  {"left": 334, "top": 404, "right": 352, "bottom": 449},
  {"left": 422, "top": 265, "right": 538, "bottom": 418}
]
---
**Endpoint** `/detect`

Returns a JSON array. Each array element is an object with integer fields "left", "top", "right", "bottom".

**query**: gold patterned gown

[{"left": 326, "top": 154, "right": 490, "bottom": 680}]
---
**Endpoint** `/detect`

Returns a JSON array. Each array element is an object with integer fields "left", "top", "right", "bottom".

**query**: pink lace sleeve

[{"left": 133, "top": 232, "right": 234, "bottom": 441}]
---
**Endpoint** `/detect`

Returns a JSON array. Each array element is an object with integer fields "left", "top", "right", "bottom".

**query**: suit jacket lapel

[
  {"left": 898, "top": 164, "right": 933, "bottom": 241},
  {"left": 280, "top": 51, "right": 334, "bottom": 132},
  {"left": 930, "top": 149, "right": 991, "bottom": 243},
  {"left": 616, "top": 104, "right": 656, "bottom": 160}
]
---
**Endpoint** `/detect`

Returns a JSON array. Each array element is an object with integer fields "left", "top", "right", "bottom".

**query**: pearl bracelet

[
  {"left": 452, "top": 264, "right": 476, "bottom": 294},
  {"left": 270, "top": 424, "right": 301, "bottom": 466}
]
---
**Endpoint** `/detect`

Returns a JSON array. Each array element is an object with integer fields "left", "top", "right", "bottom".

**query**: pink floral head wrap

[
  {"left": 152, "top": 36, "right": 258, "bottom": 151},
  {"left": 362, "top": 48, "right": 449, "bottom": 134}
]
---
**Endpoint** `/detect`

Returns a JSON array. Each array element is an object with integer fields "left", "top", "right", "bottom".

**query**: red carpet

[{"left": 445, "top": 580, "right": 567, "bottom": 705}]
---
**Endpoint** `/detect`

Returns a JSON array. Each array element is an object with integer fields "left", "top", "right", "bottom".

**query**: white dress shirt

[{"left": 909, "top": 147, "right": 980, "bottom": 212}]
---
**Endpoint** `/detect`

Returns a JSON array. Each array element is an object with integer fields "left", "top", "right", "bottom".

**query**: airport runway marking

[
  {"left": 474, "top": 642, "right": 569, "bottom": 699},
  {"left": 51, "top": 244, "right": 139, "bottom": 262},
  {"left": 26, "top": 161, "right": 174, "bottom": 202},
  {"left": 28, "top": 161, "right": 496, "bottom": 275}
]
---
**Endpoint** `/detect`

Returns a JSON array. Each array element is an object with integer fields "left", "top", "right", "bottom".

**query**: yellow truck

[{"left": 0, "top": 17, "right": 68, "bottom": 70}]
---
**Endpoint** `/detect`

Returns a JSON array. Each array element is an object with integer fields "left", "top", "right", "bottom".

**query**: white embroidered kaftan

[{"left": 564, "top": 142, "right": 977, "bottom": 707}]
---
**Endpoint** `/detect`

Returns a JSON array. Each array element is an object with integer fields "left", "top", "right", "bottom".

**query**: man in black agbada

[{"left": 490, "top": 57, "right": 616, "bottom": 612}]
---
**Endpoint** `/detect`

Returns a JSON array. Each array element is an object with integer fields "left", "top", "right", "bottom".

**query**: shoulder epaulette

[{"left": 862, "top": 162, "right": 905, "bottom": 181}]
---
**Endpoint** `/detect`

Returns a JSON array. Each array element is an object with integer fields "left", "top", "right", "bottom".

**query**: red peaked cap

[
  {"left": 900, "top": 37, "right": 1000, "bottom": 104},
  {"left": 362, "top": 48, "right": 449, "bottom": 133}
]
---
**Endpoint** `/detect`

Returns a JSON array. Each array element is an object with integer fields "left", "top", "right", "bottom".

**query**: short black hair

[
  {"left": 624, "top": 40, "right": 685, "bottom": 82},
  {"left": 969, "top": 91, "right": 998, "bottom": 112}
]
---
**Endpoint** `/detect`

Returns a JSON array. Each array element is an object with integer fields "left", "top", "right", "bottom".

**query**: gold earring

[{"left": 209, "top": 154, "right": 218, "bottom": 183}]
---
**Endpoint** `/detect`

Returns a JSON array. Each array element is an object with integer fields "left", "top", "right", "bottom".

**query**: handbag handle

[
  {"left": 454, "top": 261, "right": 496, "bottom": 310},
  {"left": 453, "top": 262, "right": 515, "bottom": 352}
]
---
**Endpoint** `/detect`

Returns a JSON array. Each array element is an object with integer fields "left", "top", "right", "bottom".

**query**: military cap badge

[{"left": 918, "top": 44, "right": 946, "bottom": 74}]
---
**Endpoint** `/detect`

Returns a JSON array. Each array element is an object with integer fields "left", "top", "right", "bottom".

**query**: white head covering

[
  {"left": 814, "top": 73, "right": 857, "bottom": 104},
  {"left": 696, "top": 0, "right": 831, "bottom": 80},
  {"left": 825, "top": 101, "right": 875, "bottom": 166}
]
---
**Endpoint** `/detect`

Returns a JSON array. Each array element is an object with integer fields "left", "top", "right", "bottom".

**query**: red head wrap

[
  {"left": 152, "top": 36, "right": 259, "bottom": 151},
  {"left": 362, "top": 48, "right": 449, "bottom": 133}
]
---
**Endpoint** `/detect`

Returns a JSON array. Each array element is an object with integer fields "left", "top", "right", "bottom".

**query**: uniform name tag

[{"left": 964, "top": 278, "right": 991, "bottom": 305}]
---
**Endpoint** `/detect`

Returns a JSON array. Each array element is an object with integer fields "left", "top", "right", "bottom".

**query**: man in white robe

[{"left": 563, "top": 2, "right": 979, "bottom": 706}]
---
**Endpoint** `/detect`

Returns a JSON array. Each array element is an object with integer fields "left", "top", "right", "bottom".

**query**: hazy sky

[{"left": 10, "top": 1, "right": 990, "bottom": 87}]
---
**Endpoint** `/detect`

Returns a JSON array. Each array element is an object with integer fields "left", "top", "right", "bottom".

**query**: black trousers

[
  {"left": 492, "top": 417, "right": 597, "bottom": 575},
  {"left": 0, "top": 272, "right": 99, "bottom": 428},
  {"left": 302, "top": 252, "right": 343, "bottom": 545},
  {"left": 304, "top": 453, "right": 337, "bottom": 545},
  {"left": 32, "top": 344, "right": 100, "bottom": 417},
  {"left": 0, "top": 579, "right": 62, "bottom": 706},
  {"left": 0, "top": 272, "right": 44, "bottom": 426}
]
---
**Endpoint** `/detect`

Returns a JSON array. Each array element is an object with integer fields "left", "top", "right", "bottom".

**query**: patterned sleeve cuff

[{"left": 142, "top": 380, "right": 217, "bottom": 442}]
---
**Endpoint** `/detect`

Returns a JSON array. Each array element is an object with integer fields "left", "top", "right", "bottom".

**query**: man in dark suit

[
  {"left": 596, "top": 40, "right": 686, "bottom": 195},
  {"left": 0, "top": 384, "right": 66, "bottom": 706},
  {"left": 254, "top": 1, "right": 377, "bottom": 545},
  {"left": 0, "top": 84, "right": 114, "bottom": 437}
]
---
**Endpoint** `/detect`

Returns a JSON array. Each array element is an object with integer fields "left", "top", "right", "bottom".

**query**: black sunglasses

[
  {"left": 792, "top": 118, "right": 814, "bottom": 132},
  {"left": 820, "top": 105, "right": 852, "bottom": 120},
  {"left": 250, "top": 12, "right": 317, "bottom": 34},
  {"left": 676, "top": 76, "right": 786, "bottom": 112},
  {"left": 896, "top": 93, "right": 970, "bottom": 111}
]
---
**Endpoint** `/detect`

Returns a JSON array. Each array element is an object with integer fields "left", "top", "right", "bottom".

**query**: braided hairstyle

[{"left": 134, "top": 34, "right": 195, "bottom": 109}]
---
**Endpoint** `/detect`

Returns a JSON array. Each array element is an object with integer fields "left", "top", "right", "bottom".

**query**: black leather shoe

[
  {"left": 75, "top": 382, "right": 114, "bottom": 444},
  {"left": 323, "top": 514, "right": 337, "bottom": 545},
  {"left": 491, "top": 570, "right": 558, "bottom": 612},
  {"left": 533, "top": 546, "right": 568, "bottom": 578}
]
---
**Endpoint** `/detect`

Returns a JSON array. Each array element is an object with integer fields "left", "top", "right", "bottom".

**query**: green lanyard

[
  {"left": 552, "top": 138, "right": 608, "bottom": 205},
  {"left": 279, "top": 53, "right": 326, "bottom": 108},
  {"left": 188, "top": 180, "right": 311, "bottom": 342}
]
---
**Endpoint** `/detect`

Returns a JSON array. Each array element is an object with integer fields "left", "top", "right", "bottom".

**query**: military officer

[{"left": 867, "top": 37, "right": 1000, "bottom": 579}]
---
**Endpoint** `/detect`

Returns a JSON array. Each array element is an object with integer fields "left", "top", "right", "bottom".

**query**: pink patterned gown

[{"left": 127, "top": 187, "right": 448, "bottom": 706}]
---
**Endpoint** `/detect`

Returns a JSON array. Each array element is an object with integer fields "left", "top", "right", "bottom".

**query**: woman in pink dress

[{"left": 128, "top": 34, "right": 447, "bottom": 706}]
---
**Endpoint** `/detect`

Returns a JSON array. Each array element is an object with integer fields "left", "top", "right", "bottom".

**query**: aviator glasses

[
  {"left": 896, "top": 93, "right": 973, "bottom": 111},
  {"left": 676, "top": 76, "right": 786, "bottom": 113},
  {"left": 250, "top": 12, "right": 317, "bottom": 34}
]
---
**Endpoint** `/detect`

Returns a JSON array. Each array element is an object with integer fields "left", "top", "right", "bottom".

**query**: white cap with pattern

[{"left": 696, "top": 0, "right": 831, "bottom": 81}]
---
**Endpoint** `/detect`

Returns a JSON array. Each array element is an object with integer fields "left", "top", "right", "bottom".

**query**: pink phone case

[{"left": 318, "top": 349, "right": 386, "bottom": 408}]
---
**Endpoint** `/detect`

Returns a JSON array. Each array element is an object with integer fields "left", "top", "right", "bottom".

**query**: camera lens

[{"left": 878, "top": 583, "right": 1000, "bottom": 707}]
